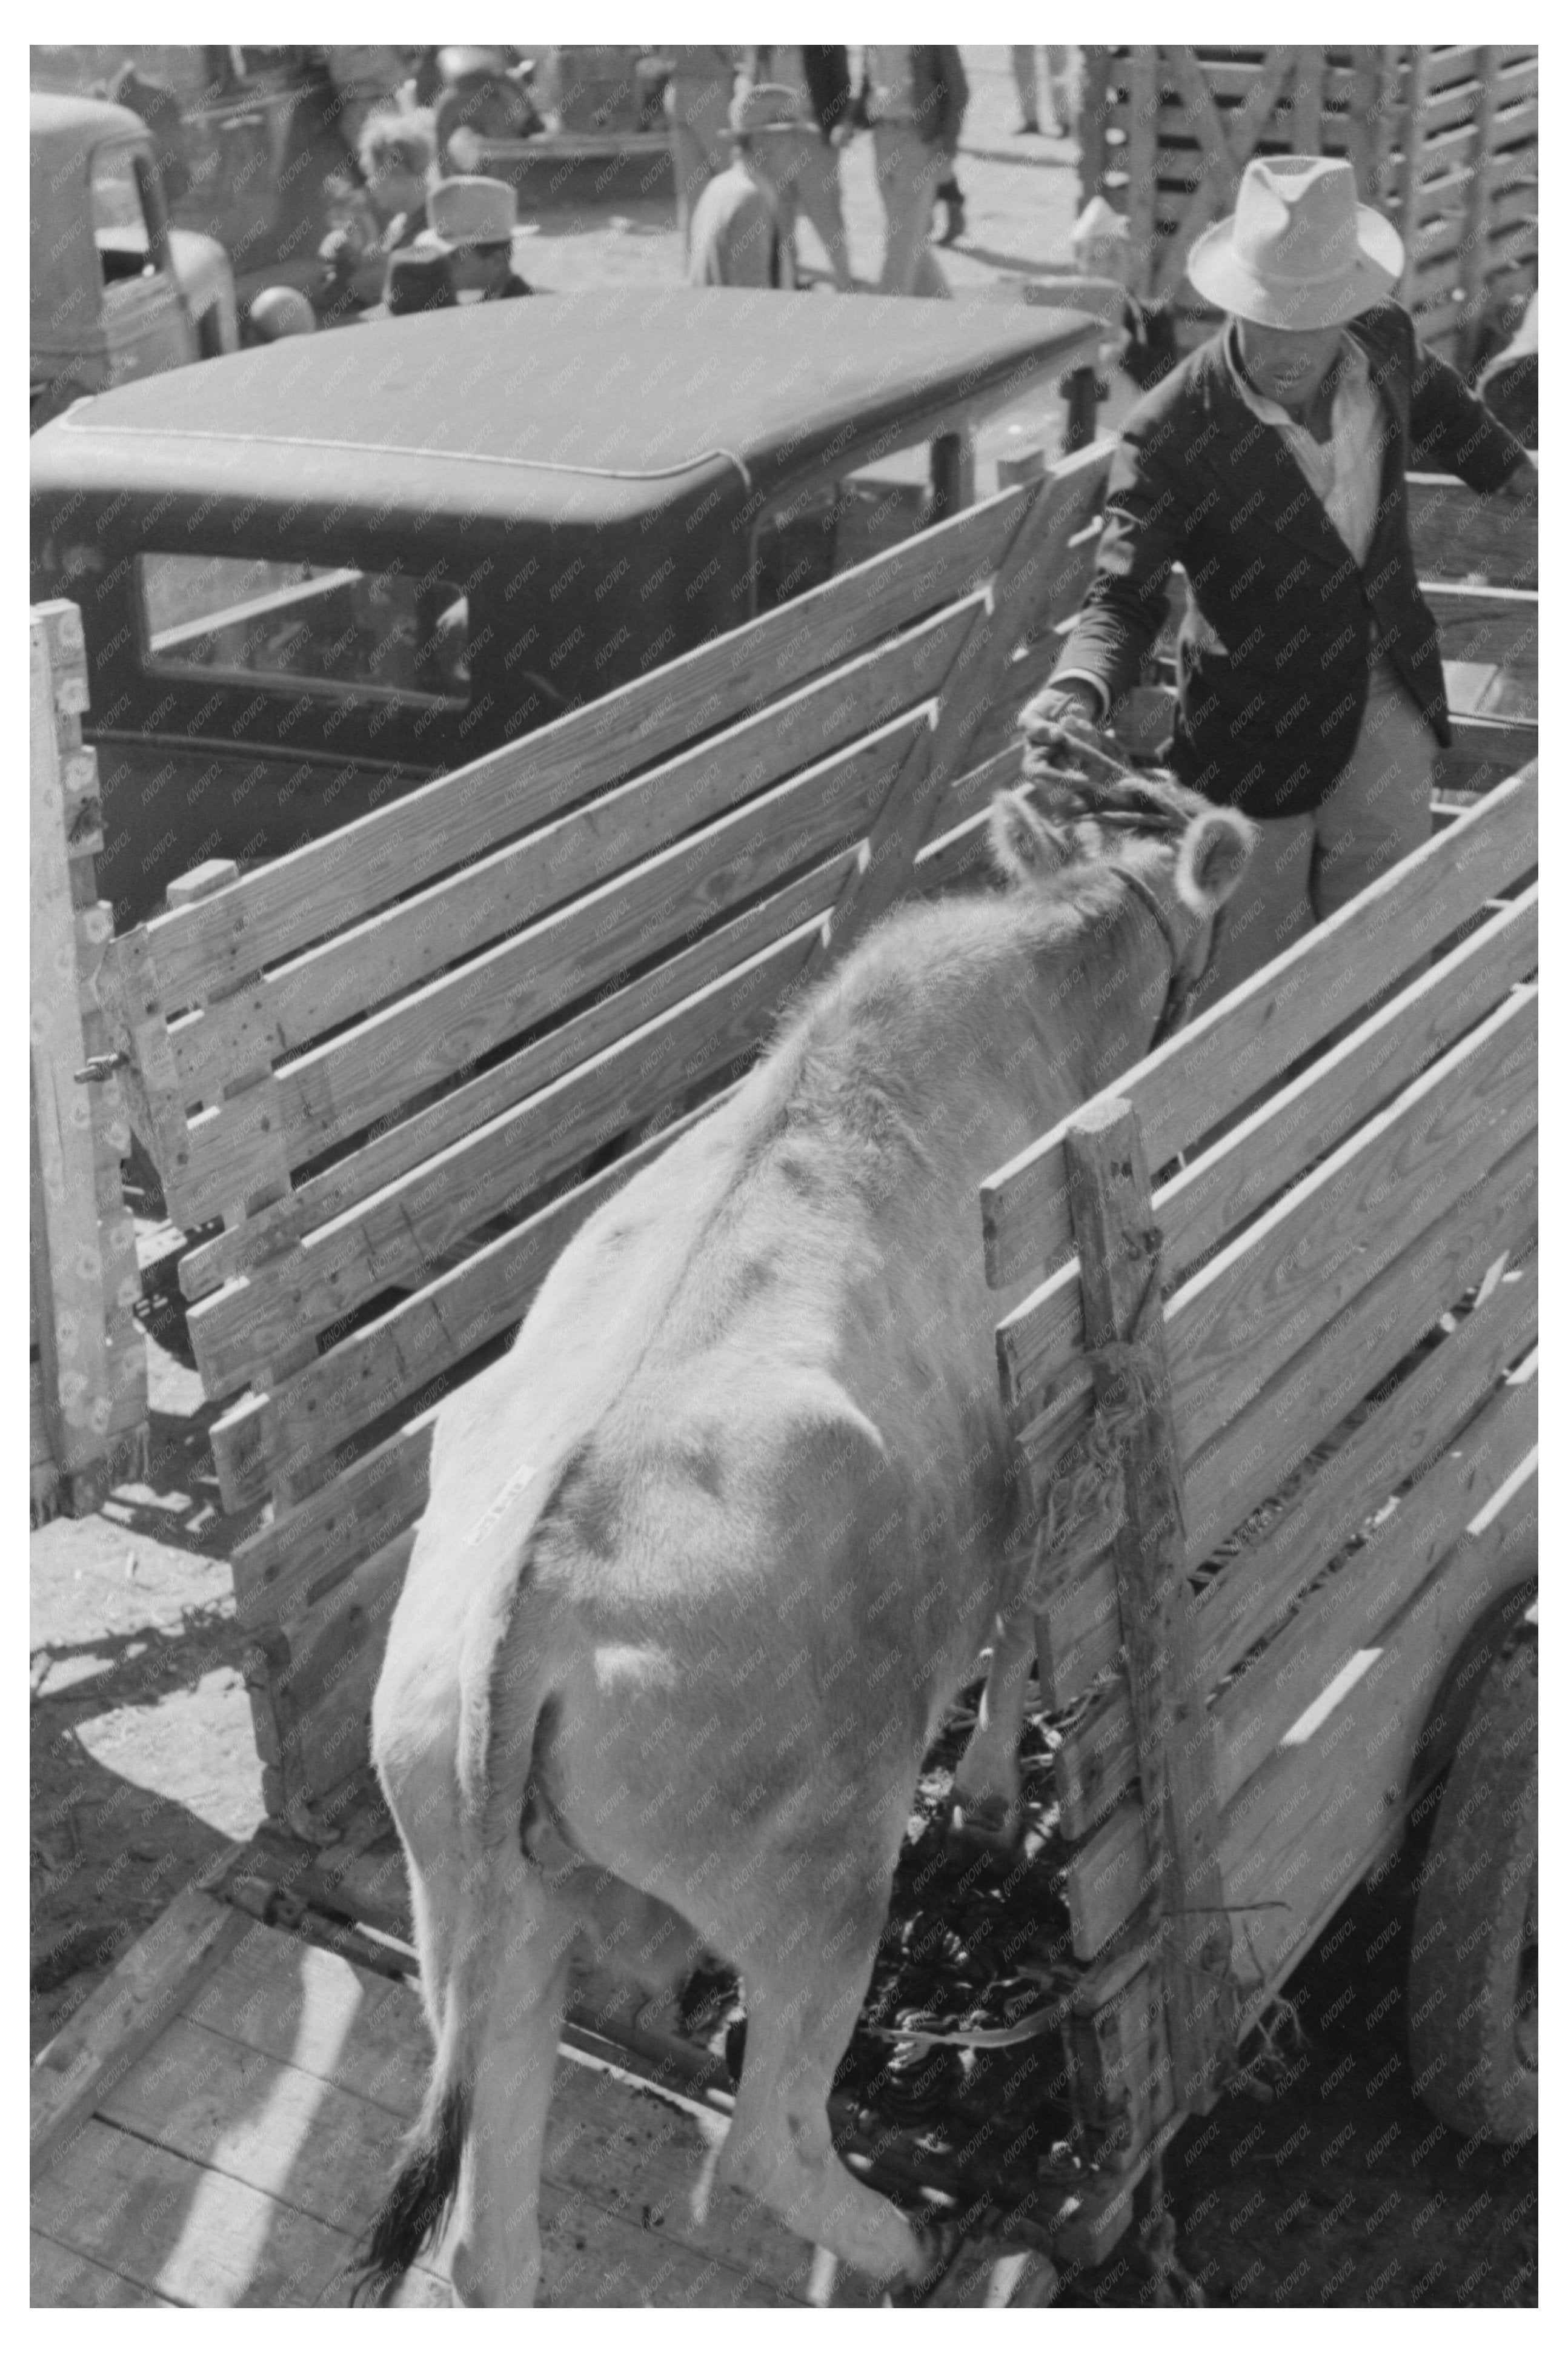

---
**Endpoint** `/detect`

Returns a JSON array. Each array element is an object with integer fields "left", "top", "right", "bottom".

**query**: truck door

[{"left": 89, "top": 137, "right": 195, "bottom": 388}]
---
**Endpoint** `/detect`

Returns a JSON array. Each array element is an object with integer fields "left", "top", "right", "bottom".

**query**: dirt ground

[{"left": 30, "top": 47, "right": 1534, "bottom": 2309}]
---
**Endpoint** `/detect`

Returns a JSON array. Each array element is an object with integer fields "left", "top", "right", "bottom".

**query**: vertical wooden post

[
  {"left": 1062, "top": 1095, "right": 1233, "bottom": 2110},
  {"left": 1077, "top": 48, "right": 1111, "bottom": 202},
  {"left": 30, "top": 602, "right": 148, "bottom": 1518},
  {"left": 1291, "top": 49, "right": 1324, "bottom": 153},
  {"left": 1457, "top": 49, "right": 1498, "bottom": 368},
  {"left": 1394, "top": 50, "right": 1431, "bottom": 308},
  {"left": 1125, "top": 48, "right": 1159, "bottom": 302}
]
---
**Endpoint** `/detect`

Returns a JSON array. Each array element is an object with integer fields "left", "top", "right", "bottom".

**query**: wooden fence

[
  {"left": 91, "top": 445, "right": 1115, "bottom": 1836},
  {"left": 1079, "top": 47, "right": 1538, "bottom": 364},
  {"left": 30, "top": 604, "right": 147, "bottom": 1522},
  {"left": 985, "top": 760, "right": 1536, "bottom": 2175}
]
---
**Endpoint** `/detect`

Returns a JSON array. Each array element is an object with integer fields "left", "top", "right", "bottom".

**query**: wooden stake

[{"left": 1061, "top": 1095, "right": 1234, "bottom": 2109}]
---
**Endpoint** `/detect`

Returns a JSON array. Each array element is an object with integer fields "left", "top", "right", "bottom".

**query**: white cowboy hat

[
  {"left": 423, "top": 175, "right": 517, "bottom": 253},
  {"left": 1186, "top": 154, "right": 1404, "bottom": 330}
]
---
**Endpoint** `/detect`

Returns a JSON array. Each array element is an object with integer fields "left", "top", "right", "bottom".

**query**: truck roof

[
  {"left": 31, "top": 289, "right": 1098, "bottom": 534},
  {"left": 30, "top": 89, "right": 149, "bottom": 169}
]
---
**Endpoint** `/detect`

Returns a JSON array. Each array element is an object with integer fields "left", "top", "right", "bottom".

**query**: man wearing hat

[
  {"left": 685, "top": 85, "right": 805, "bottom": 290},
  {"left": 422, "top": 176, "right": 533, "bottom": 301},
  {"left": 1023, "top": 155, "right": 1536, "bottom": 999}
]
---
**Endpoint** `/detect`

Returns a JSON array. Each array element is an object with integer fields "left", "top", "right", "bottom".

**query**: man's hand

[{"left": 1019, "top": 680, "right": 1108, "bottom": 751}]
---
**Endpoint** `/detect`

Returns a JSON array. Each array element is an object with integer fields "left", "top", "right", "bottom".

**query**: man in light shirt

[{"left": 1022, "top": 156, "right": 1536, "bottom": 999}]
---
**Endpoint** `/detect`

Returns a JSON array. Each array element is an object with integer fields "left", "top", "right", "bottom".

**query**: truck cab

[
  {"left": 30, "top": 288, "right": 1097, "bottom": 929},
  {"left": 30, "top": 94, "right": 238, "bottom": 430}
]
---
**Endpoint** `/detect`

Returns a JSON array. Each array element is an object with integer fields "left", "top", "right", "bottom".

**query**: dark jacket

[
  {"left": 912, "top": 46, "right": 968, "bottom": 153},
  {"left": 1052, "top": 301, "right": 1529, "bottom": 818},
  {"left": 801, "top": 47, "right": 852, "bottom": 141}
]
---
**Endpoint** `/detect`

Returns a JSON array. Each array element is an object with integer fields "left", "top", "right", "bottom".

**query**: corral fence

[{"left": 1079, "top": 45, "right": 1538, "bottom": 367}]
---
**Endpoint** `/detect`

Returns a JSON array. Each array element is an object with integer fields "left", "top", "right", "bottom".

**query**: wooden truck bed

[{"left": 31, "top": 450, "right": 1535, "bottom": 2304}]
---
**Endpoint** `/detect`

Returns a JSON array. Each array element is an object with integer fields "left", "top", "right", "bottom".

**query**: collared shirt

[
  {"left": 1223, "top": 325, "right": 1384, "bottom": 568},
  {"left": 686, "top": 161, "right": 786, "bottom": 288}
]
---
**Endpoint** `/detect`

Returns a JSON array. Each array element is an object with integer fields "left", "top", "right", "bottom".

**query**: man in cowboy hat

[
  {"left": 1022, "top": 154, "right": 1536, "bottom": 1000},
  {"left": 686, "top": 84, "right": 806, "bottom": 290},
  {"left": 421, "top": 175, "right": 533, "bottom": 300}
]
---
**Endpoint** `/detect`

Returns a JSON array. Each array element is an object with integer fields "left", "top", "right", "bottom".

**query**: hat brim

[{"left": 1186, "top": 203, "right": 1404, "bottom": 329}]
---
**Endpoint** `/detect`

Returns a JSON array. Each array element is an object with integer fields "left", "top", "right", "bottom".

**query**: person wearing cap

[
  {"left": 1022, "top": 155, "right": 1536, "bottom": 1000},
  {"left": 422, "top": 176, "right": 533, "bottom": 301},
  {"left": 245, "top": 286, "right": 319, "bottom": 345},
  {"left": 685, "top": 85, "right": 803, "bottom": 291}
]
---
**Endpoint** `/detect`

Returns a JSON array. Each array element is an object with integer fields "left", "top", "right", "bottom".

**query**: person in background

[
  {"left": 686, "top": 85, "right": 800, "bottom": 289},
  {"left": 358, "top": 111, "right": 437, "bottom": 254},
  {"left": 931, "top": 49, "right": 970, "bottom": 248},
  {"left": 1010, "top": 45, "right": 1074, "bottom": 137},
  {"left": 422, "top": 174, "right": 533, "bottom": 300},
  {"left": 433, "top": 47, "right": 541, "bottom": 176},
  {"left": 245, "top": 285, "right": 319, "bottom": 344},
  {"left": 863, "top": 45, "right": 966, "bottom": 297},
  {"left": 663, "top": 46, "right": 738, "bottom": 261},
  {"left": 1022, "top": 156, "right": 1537, "bottom": 1003},
  {"left": 381, "top": 247, "right": 456, "bottom": 316},
  {"left": 106, "top": 59, "right": 191, "bottom": 204},
  {"left": 743, "top": 45, "right": 855, "bottom": 291}
]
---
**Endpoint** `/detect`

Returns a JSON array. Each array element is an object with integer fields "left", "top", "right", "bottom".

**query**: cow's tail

[{"left": 353, "top": 1568, "right": 561, "bottom": 2306}]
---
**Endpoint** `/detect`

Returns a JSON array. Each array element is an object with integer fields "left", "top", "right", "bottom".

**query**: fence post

[{"left": 29, "top": 601, "right": 148, "bottom": 1521}]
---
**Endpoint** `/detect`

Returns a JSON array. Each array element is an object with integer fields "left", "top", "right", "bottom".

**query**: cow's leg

[
  {"left": 446, "top": 1851, "right": 577, "bottom": 2309},
  {"left": 949, "top": 1610, "right": 1035, "bottom": 1849},
  {"left": 716, "top": 1842, "right": 931, "bottom": 2288}
]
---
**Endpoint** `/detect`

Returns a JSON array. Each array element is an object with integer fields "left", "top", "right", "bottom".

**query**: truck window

[
  {"left": 91, "top": 142, "right": 160, "bottom": 287},
  {"left": 138, "top": 554, "right": 471, "bottom": 708}
]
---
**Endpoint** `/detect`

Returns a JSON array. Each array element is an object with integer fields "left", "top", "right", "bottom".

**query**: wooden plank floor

[{"left": 31, "top": 1914, "right": 862, "bottom": 2308}]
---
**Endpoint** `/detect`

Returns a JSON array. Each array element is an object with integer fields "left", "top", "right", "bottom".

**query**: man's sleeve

[
  {"left": 1049, "top": 410, "right": 1189, "bottom": 714},
  {"left": 1406, "top": 311, "right": 1531, "bottom": 491}
]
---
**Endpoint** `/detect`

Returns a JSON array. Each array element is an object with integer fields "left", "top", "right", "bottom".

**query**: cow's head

[{"left": 987, "top": 772, "right": 1255, "bottom": 1041}]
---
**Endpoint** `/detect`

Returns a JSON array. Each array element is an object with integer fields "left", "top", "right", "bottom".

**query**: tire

[{"left": 1407, "top": 1633, "right": 1537, "bottom": 2142}]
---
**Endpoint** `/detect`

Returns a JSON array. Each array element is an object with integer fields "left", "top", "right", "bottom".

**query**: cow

[{"left": 359, "top": 766, "right": 1255, "bottom": 2306}]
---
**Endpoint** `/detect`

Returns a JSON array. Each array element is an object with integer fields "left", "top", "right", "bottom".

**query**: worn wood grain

[
  {"left": 31, "top": 2231, "right": 181, "bottom": 2308},
  {"left": 191, "top": 920, "right": 817, "bottom": 1407},
  {"left": 982, "top": 765, "right": 1536, "bottom": 1290},
  {"left": 1029, "top": 1143, "right": 1536, "bottom": 1710},
  {"left": 31, "top": 1883, "right": 251, "bottom": 2183},
  {"left": 141, "top": 487, "right": 1029, "bottom": 1015},
  {"left": 1406, "top": 473, "right": 1537, "bottom": 589},
  {"left": 1061, "top": 1098, "right": 1232, "bottom": 2105}
]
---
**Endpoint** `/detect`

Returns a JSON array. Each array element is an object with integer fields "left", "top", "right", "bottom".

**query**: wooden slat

[
  {"left": 167, "top": 600, "right": 974, "bottom": 1129},
  {"left": 191, "top": 915, "right": 823, "bottom": 1407},
  {"left": 1030, "top": 1143, "right": 1536, "bottom": 1710},
  {"left": 1438, "top": 712, "right": 1538, "bottom": 798},
  {"left": 1153, "top": 888, "right": 1536, "bottom": 1284},
  {"left": 231, "top": 1422, "right": 433, "bottom": 1630},
  {"left": 1066, "top": 1446, "right": 1537, "bottom": 1963},
  {"left": 1000, "top": 981, "right": 1535, "bottom": 1413},
  {"left": 141, "top": 487, "right": 1031, "bottom": 1013},
  {"left": 1426, "top": 580, "right": 1540, "bottom": 669},
  {"left": 31, "top": 2232, "right": 182, "bottom": 2308},
  {"left": 1211, "top": 1372, "right": 1535, "bottom": 1802},
  {"left": 1054, "top": 1270, "right": 1536, "bottom": 1837},
  {"left": 1406, "top": 474, "right": 1538, "bottom": 588},
  {"left": 175, "top": 845, "right": 855, "bottom": 1261},
  {"left": 1224, "top": 1464, "right": 1538, "bottom": 2011},
  {"left": 31, "top": 1883, "right": 250, "bottom": 2182},
  {"left": 177, "top": 1929, "right": 822, "bottom": 2300},
  {"left": 982, "top": 766, "right": 1536, "bottom": 1290},
  {"left": 214, "top": 1082, "right": 744, "bottom": 1521}
]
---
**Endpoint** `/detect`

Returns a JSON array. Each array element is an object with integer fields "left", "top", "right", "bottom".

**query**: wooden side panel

[
  {"left": 141, "top": 486, "right": 1032, "bottom": 1014},
  {"left": 982, "top": 765, "right": 1536, "bottom": 1292}
]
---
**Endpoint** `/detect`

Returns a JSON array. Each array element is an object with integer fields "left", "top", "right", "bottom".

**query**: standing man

[
  {"left": 1010, "top": 45, "right": 1074, "bottom": 138},
  {"left": 663, "top": 46, "right": 737, "bottom": 263},
  {"left": 743, "top": 45, "right": 855, "bottom": 291},
  {"left": 1021, "top": 156, "right": 1535, "bottom": 1000},
  {"left": 686, "top": 86, "right": 799, "bottom": 290},
  {"left": 864, "top": 45, "right": 965, "bottom": 297}
]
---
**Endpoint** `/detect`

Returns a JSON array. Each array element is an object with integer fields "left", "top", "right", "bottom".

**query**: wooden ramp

[{"left": 31, "top": 1887, "right": 869, "bottom": 2309}]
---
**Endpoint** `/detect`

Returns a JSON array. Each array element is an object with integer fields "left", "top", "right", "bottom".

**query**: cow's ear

[
  {"left": 988, "top": 789, "right": 1069, "bottom": 884},
  {"left": 1175, "top": 809, "right": 1256, "bottom": 913}
]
